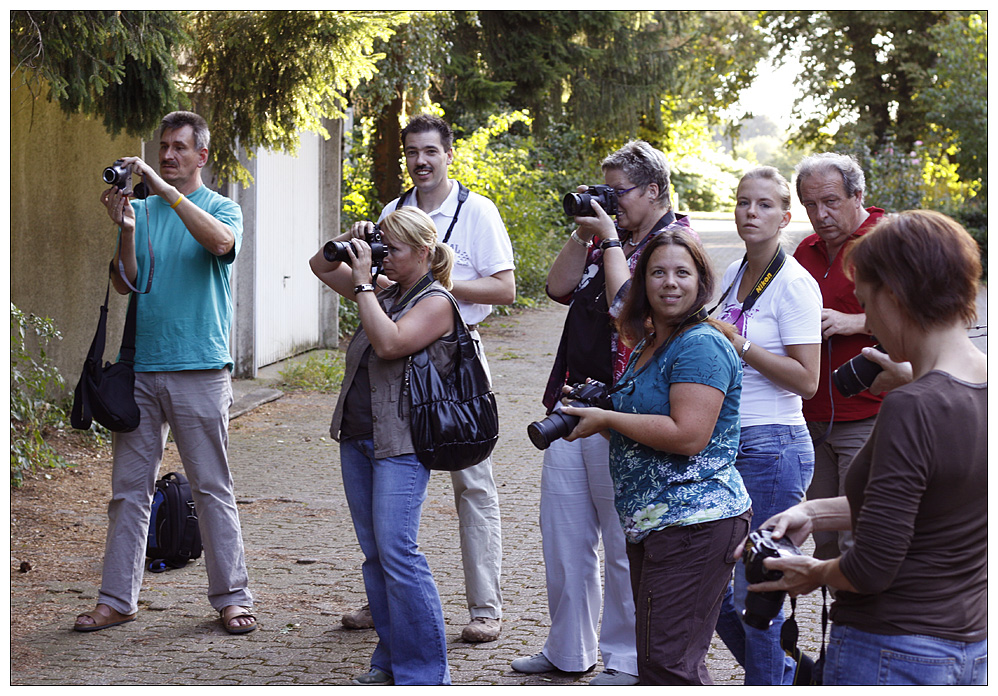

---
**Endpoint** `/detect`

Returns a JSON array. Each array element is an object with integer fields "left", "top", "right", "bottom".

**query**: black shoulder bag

[
  {"left": 402, "top": 289, "right": 499, "bottom": 472},
  {"left": 70, "top": 228, "right": 154, "bottom": 432},
  {"left": 70, "top": 283, "right": 141, "bottom": 432}
]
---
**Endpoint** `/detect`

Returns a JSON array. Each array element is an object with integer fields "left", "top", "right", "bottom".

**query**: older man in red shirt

[{"left": 793, "top": 153, "right": 885, "bottom": 561}]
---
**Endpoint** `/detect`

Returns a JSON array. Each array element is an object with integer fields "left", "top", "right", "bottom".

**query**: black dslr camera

[
  {"left": 527, "top": 381, "right": 610, "bottom": 450},
  {"left": 741, "top": 527, "right": 803, "bottom": 629},
  {"left": 102, "top": 159, "right": 148, "bottom": 199},
  {"left": 323, "top": 226, "right": 389, "bottom": 271},
  {"left": 832, "top": 343, "right": 886, "bottom": 397},
  {"left": 563, "top": 185, "right": 619, "bottom": 218}
]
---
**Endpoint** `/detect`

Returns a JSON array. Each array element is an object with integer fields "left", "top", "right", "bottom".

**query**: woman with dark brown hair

[
  {"left": 744, "top": 210, "right": 987, "bottom": 685},
  {"left": 560, "top": 229, "right": 751, "bottom": 685}
]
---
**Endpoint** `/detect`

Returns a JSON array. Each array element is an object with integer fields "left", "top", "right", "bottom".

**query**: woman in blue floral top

[{"left": 562, "top": 229, "right": 752, "bottom": 685}]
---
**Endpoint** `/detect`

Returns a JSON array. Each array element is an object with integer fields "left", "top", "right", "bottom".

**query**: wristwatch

[
  {"left": 740, "top": 340, "right": 752, "bottom": 358},
  {"left": 354, "top": 283, "right": 375, "bottom": 294},
  {"left": 600, "top": 238, "right": 622, "bottom": 250}
]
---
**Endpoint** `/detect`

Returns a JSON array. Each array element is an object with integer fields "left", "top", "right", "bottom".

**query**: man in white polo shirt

[{"left": 341, "top": 114, "right": 515, "bottom": 643}]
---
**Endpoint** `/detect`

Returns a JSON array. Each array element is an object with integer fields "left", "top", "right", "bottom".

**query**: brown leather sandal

[
  {"left": 220, "top": 605, "right": 258, "bottom": 634},
  {"left": 73, "top": 604, "right": 137, "bottom": 632}
]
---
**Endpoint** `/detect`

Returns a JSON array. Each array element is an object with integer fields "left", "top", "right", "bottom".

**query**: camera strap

[
  {"left": 110, "top": 203, "right": 155, "bottom": 294},
  {"left": 396, "top": 181, "right": 469, "bottom": 244},
  {"left": 709, "top": 245, "right": 787, "bottom": 319}
]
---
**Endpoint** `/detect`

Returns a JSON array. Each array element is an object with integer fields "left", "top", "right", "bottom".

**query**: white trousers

[
  {"left": 449, "top": 330, "right": 502, "bottom": 619},
  {"left": 539, "top": 433, "right": 637, "bottom": 674}
]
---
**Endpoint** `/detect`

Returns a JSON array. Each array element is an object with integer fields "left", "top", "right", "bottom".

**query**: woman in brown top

[{"left": 742, "top": 210, "right": 987, "bottom": 685}]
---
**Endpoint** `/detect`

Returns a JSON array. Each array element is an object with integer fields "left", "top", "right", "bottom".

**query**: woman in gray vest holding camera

[{"left": 309, "top": 207, "right": 456, "bottom": 686}]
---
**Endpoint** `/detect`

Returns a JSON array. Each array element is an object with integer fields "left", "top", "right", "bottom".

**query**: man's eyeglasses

[{"left": 614, "top": 185, "right": 639, "bottom": 197}]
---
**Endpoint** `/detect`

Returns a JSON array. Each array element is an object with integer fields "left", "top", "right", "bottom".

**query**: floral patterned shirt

[{"left": 609, "top": 323, "right": 750, "bottom": 543}]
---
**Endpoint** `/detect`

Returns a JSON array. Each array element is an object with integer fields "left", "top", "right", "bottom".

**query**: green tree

[
  {"left": 10, "top": 10, "right": 187, "bottom": 137},
  {"left": 919, "top": 13, "right": 987, "bottom": 193},
  {"left": 185, "top": 10, "right": 409, "bottom": 185},
  {"left": 762, "top": 10, "right": 963, "bottom": 152},
  {"left": 11, "top": 10, "right": 411, "bottom": 185}
]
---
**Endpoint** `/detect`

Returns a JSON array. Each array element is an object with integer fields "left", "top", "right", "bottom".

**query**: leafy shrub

[{"left": 10, "top": 304, "right": 68, "bottom": 486}]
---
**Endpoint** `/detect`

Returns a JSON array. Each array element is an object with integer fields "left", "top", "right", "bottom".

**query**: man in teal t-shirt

[{"left": 73, "top": 112, "right": 256, "bottom": 636}]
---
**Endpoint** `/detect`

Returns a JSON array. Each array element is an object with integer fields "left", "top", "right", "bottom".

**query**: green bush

[{"left": 10, "top": 303, "right": 69, "bottom": 486}]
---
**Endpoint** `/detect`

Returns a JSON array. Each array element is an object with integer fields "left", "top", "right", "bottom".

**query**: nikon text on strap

[{"left": 709, "top": 245, "right": 787, "bottom": 318}]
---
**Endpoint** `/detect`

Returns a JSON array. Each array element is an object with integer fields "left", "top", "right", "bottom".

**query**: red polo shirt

[{"left": 793, "top": 207, "right": 885, "bottom": 422}]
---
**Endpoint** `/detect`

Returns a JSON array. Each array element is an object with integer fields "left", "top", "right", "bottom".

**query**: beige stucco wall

[{"left": 10, "top": 75, "right": 143, "bottom": 398}]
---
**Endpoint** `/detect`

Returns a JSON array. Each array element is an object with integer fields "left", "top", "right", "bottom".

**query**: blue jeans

[
  {"left": 825, "top": 624, "right": 987, "bottom": 685},
  {"left": 714, "top": 423, "right": 815, "bottom": 685},
  {"left": 340, "top": 439, "right": 451, "bottom": 685}
]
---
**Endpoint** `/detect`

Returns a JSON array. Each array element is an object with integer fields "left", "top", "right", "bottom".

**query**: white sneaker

[{"left": 511, "top": 652, "right": 557, "bottom": 673}]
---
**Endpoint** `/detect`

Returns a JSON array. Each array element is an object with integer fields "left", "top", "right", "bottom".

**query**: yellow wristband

[{"left": 171, "top": 194, "right": 185, "bottom": 209}]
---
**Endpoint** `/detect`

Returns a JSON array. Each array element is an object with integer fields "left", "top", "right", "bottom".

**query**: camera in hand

[
  {"left": 832, "top": 343, "right": 886, "bottom": 397},
  {"left": 563, "top": 185, "right": 619, "bottom": 218},
  {"left": 323, "top": 226, "right": 389, "bottom": 269},
  {"left": 741, "top": 527, "right": 803, "bottom": 630},
  {"left": 102, "top": 159, "right": 148, "bottom": 199},
  {"left": 527, "top": 381, "right": 610, "bottom": 450}
]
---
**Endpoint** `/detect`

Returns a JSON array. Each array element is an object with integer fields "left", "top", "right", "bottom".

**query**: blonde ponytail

[{"left": 430, "top": 242, "right": 455, "bottom": 290}]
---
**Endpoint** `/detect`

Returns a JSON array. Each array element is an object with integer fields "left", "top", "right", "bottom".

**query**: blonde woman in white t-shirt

[{"left": 712, "top": 167, "right": 822, "bottom": 685}]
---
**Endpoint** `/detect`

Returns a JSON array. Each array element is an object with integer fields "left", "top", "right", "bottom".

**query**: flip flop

[
  {"left": 220, "top": 606, "right": 258, "bottom": 635},
  {"left": 73, "top": 605, "right": 137, "bottom": 633}
]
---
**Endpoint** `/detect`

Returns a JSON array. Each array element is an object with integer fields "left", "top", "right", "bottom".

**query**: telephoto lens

[
  {"left": 832, "top": 344, "right": 886, "bottom": 397},
  {"left": 526, "top": 381, "right": 609, "bottom": 450}
]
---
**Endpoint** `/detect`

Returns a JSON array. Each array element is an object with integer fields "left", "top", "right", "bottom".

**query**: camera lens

[
  {"left": 102, "top": 167, "right": 119, "bottom": 185},
  {"left": 563, "top": 192, "right": 594, "bottom": 218},
  {"left": 527, "top": 410, "right": 580, "bottom": 450},
  {"left": 832, "top": 344, "right": 886, "bottom": 397},
  {"left": 742, "top": 591, "right": 786, "bottom": 630},
  {"left": 323, "top": 240, "right": 353, "bottom": 264}
]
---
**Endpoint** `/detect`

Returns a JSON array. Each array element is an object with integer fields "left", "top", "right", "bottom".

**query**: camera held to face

[
  {"left": 102, "top": 159, "right": 147, "bottom": 199},
  {"left": 323, "top": 226, "right": 389, "bottom": 271},
  {"left": 832, "top": 343, "right": 886, "bottom": 397},
  {"left": 741, "top": 527, "right": 804, "bottom": 630},
  {"left": 563, "top": 185, "right": 619, "bottom": 218},
  {"left": 527, "top": 381, "right": 610, "bottom": 450}
]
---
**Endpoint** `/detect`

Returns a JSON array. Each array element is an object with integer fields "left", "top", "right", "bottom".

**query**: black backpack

[{"left": 146, "top": 471, "right": 203, "bottom": 572}]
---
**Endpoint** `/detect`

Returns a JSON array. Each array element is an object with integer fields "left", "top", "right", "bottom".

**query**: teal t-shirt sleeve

[
  {"left": 665, "top": 329, "right": 738, "bottom": 393},
  {"left": 207, "top": 194, "right": 243, "bottom": 264}
]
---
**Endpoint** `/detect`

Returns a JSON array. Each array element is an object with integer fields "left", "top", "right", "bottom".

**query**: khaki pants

[{"left": 99, "top": 370, "right": 252, "bottom": 615}]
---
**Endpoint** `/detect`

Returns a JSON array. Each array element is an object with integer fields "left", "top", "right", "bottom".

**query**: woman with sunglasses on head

[
  {"left": 712, "top": 167, "right": 822, "bottom": 685},
  {"left": 309, "top": 206, "right": 457, "bottom": 686},
  {"left": 512, "top": 141, "right": 688, "bottom": 685},
  {"left": 560, "top": 229, "right": 751, "bottom": 685},
  {"left": 744, "top": 210, "right": 986, "bottom": 685}
]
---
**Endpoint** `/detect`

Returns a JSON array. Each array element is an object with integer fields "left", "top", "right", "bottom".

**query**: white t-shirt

[
  {"left": 380, "top": 181, "right": 515, "bottom": 326},
  {"left": 717, "top": 254, "right": 822, "bottom": 427}
]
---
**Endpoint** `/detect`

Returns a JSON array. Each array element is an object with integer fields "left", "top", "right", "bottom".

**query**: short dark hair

[
  {"left": 160, "top": 111, "right": 210, "bottom": 151},
  {"left": 795, "top": 152, "right": 865, "bottom": 201},
  {"left": 845, "top": 210, "right": 981, "bottom": 330},
  {"left": 615, "top": 228, "right": 718, "bottom": 347},
  {"left": 401, "top": 114, "right": 453, "bottom": 151}
]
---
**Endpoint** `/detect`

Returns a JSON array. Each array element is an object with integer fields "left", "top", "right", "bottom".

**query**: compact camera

[
  {"left": 527, "top": 381, "right": 610, "bottom": 450},
  {"left": 323, "top": 226, "right": 389, "bottom": 270},
  {"left": 102, "top": 159, "right": 147, "bottom": 199},
  {"left": 563, "top": 185, "right": 619, "bottom": 218},
  {"left": 832, "top": 343, "right": 886, "bottom": 397},
  {"left": 741, "top": 527, "right": 803, "bottom": 629}
]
